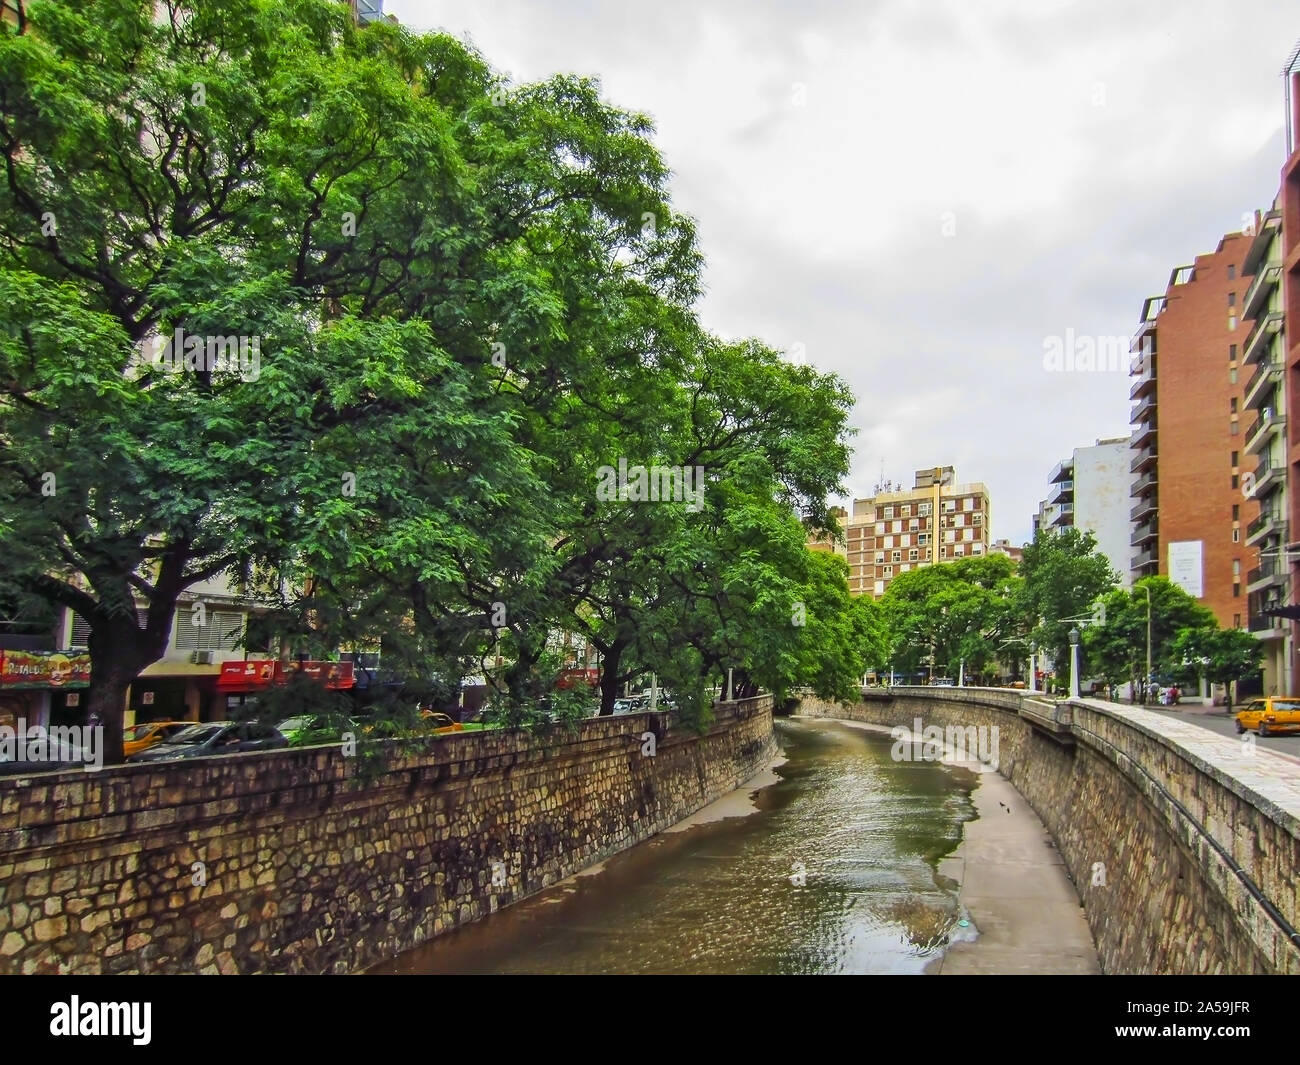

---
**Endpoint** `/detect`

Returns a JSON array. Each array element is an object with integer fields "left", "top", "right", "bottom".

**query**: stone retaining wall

[
  {"left": 798, "top": 689, "right": 1300, "bottom": 975},
  {"left": 0, "top": 697, "right": 776, "bottom": 974}
]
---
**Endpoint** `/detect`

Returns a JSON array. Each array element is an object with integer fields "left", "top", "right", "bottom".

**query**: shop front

[
  {"left": 215, "top": 660, "right": 355, "bottom": 719},
  {"left": 0, "top": 649, "right": 92, "bottom": 730}
]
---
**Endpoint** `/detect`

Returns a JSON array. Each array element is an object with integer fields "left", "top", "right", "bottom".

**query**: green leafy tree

[
  {"left": 1016, "top": 527, "right": 1119, "bottom": 678},
  {"left": 881, "top": 556, "right": 1018, "bottom": 684},
  {"left": 1083, "top": 576, "right": 1217, "bottom": 703},
  {"left": 1170, "top": 626, "right": 1263, "bottom": 711}
]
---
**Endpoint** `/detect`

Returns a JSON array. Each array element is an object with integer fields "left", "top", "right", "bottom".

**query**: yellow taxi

[
  {"left": 418, "top": 709, "right": 465, "bottom": 735},
  {"left": 122, "top": 720, "right": 193, "bottom": 758},
  {"left": 1234, "top": 697, "right": 1300, "bottom": 737}
]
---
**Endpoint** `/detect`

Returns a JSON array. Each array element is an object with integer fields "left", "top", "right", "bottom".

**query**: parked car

[
  {"left": 0, "top": 734, "right": 94, "bottom": 777},
  {"left": 930, "top": 677, "right": 955, "bottom": 687},
  {"left": 127, "top": 721, "right": 287, "bottom": 762},
  {"left": 418, "top": 709, "right": 465, "bottom": 735},
  {"left": 1234, "top": 697, "right": 1300, "bottom": 737},
  {"left": 122, "top": 720, "right": 192, "bottom": 758}
]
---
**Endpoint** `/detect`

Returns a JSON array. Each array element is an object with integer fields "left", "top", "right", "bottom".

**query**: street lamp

[
  {"left": 1143, "top": 584, "right": 1153, "bottom": 705},
  {"left": 1068, "top": 627, "right": 1081, "bottom": 699},
  {"left": 1028, "top": 641, "right": 1037, "bottom": 693}
]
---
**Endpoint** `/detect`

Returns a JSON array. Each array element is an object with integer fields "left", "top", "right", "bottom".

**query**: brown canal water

[{"left": 370, "top": 718, "right": 979, "bottom": 975}]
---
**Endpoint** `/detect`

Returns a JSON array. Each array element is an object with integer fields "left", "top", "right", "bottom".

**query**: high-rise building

[
  {"left": 989, "top": 539, "right": 1023, "bottom": 566},
  {"left": 803, "top": 506, "right": 848, "bottom": 559},
  {"left": 843, "top": 468, "right": 991, "bottom": 598},
  {"left": 1241, "top": 195, "right": 1289, "bottom": 693},
  {"left": 1036, "top": 437, "right": 1133, "bottom": 588},
  {"left": 1128, "top": 232, "right": 1260, "bottom": 629}
]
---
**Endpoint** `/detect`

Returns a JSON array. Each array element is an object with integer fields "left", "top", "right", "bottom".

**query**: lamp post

[
  {"left": 1143, "top": 584, "right": 1153, "bottom": 705},
  {"left": 1028, "top": 642, "right": 1037, "bottom": 693},
  {"left": 1068, "top": 626, "right": 1081, "bottom": 699}
]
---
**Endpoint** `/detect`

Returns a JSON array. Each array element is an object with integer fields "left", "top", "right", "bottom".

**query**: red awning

[{"left": 216, "top": 660, "right": 353, "bottom": 692}]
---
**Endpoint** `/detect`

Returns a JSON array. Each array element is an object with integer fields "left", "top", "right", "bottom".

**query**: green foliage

[
  {"left": 1170, "top": 627, "right": 1262, "bottom": 708},
  {"left": 0, "top": 0, "right": 855, "bottom": 761},
  {"left": 1015, "top": 527, "right": 1119, "bottom": 672},
  {"left": 1083, "top": 577, "right": 1218, "bottom": 697},
  {"left": 881, "top": 556, "right": 1019, "bottom": 682}
]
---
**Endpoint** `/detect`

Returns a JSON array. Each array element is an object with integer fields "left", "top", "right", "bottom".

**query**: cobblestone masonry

[
  {"left": 798, "top": 689, "right": 1300, "bottom": 975},
  {"left": 0, "top": 697, "right": 775, "bottom": 974}
]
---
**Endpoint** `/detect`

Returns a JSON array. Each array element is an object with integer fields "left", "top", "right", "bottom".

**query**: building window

[
  {"left": 909, "top": 518, "right": 919, "bottom": 530},
  {"left": 1231, "top": 474, "right": 1239, "bottom": 489},
  {"left": 1233, "top": 582, "right": 1241, "bottom": 598},
  {"left": 883, "top": 566, "right": 893, "bottom": 577},
  {"left": 1232, "top": 528, "right": 1240, "bottom": 543},
  {"left": 1230, "top": 420, "right": 1238, "bottom": 436},
  {"left": 1230, "top": 344, "right": 1237, "bottom": 362},
  {"left": 874, "top": 580, "right": 885, "bottom": 596},
  {"left": 1228, "top": 292, "right": 1236, "bottom": 307},
  {"left": 909, "top": 548, "right": 919, "bottom": 561},
  {"left": 1230, "top": 397, "right": 1237, "bottom": 414},
  {"left": 1232, "top": 503, "right": 1239, "bottom": 520},
  {"left": 918, "top": 502, "right": 932, "bottom": 517},
  {"left": 1229, "top": 315, "right": 1237, "bottom": 331},
  {"left": 875, "top": 522, "right": 885, "bottom": 535},
  {"left": 1231, "top": 452, "right": 1238, "bottom": 469},
  {"left": 1229, "top": 368, "right": 1237, "bottom": 384},
  {"left": 918, "top": 533, "right": 929, "bottom": 546},
  {"left": 875, "top": 552, "right": 885, "bottom": 564},
  {"left": 900, "top": 504, "right": 911, "bottom": 517},
  {"left": 954, "top": 544, "right": 965, "bottom": 557},
  {"left": 175, "top": 608, "right": 245, "bottom": 651},
  {"left": 892, "top": 550, "right": 902, "bottom": 563},
  {"left": 1228, "top": 265, "right": 1236, "bottom": 280},
  {"left": 1233, "top": 613, "right": 1241, "bottom": 628},
  {"left": 883, "top": 506, "right": 894, "bottom": 519},
  {"left": 944, "top": 499, "right": 956, "bottom": 512},
  {"left": 972, "top": 513, "right": 983, "bottom": 525}
]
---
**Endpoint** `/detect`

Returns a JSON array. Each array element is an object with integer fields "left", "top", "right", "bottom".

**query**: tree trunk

[
  {"left": 87, "top": 666, "right": 134, "bottom": 767},
  {"left": 598, "top": 644, "right": 623, "bottom": 715}
]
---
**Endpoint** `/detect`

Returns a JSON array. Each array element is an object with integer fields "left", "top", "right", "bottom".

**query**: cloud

[{"left": 391, "top": 0, "right": 1297, "bottom": 543}]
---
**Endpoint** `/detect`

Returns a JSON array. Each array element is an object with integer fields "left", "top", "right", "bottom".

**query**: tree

[
  {"left": 1084, "top": 577, "right": 1217, "bottom": 703},
  {"left": 881, "top": 556, "right": 1019, "bottom": 684},
  {"left": 1015, "top": 527, "right": 1119, "bottom": 679},
  {"left": 1170, "top": 627, "right": 1262, "bottom": 711}
]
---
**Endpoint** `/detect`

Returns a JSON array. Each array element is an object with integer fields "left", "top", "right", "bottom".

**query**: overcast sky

[{"left": 391, "top": 0, "right": 1298, "bottom": 545}]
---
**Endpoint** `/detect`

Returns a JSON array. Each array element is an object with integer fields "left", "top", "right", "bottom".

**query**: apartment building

[
  {"left": 843, "top": 468, "right": 992, "bottom": 598},
  {"left": 804, "top": 506, "right": 849, "bottom": 559},
  {"left": 1128, "top": 231, "right": 1260, "bottom": 629},
  {"left": 1241, "top": 195, "right": 1290, "bottom": 694},
  {"left": 1038, "top": 437, "right": 1133, "bottom": 588},
  {"left": 989, "top": 539, "right": 1024, "bottom": 566}
]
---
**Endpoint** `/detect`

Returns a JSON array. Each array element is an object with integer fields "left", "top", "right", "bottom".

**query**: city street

[{"left": 1147, "top": 706, "right": 1300, "bottom": 764}]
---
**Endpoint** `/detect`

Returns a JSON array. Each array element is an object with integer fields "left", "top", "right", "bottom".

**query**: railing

[
  {"left": 1243, "top": 263, "right": 1281, "bottom": 321},
  {"left": 1242, "top": 309, "right": 1284, "bottom": 365},
  {"left": 1243, "top": 355, "right": 1282, "bottom": 408}
]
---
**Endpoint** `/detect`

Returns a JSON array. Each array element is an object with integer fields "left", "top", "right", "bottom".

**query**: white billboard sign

[{"left": 1167, "top": 541, "right": 1203, "bottom": 599}]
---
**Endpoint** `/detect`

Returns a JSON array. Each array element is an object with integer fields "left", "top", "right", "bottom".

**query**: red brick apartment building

[{"left": 1129, "top": 233, "right": 1260, "bottom": 629}]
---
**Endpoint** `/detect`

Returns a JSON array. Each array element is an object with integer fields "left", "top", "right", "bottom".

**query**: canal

[{"left": 370, "top": 717, "right": 980, "bottom": 975}]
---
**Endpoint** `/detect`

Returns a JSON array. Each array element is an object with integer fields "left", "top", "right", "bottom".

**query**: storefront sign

[
  {"left": 216, "top": 660, "right": 354, "bottom": 691},
  {"left": 0, "top": 650, "right": 92, "bottom": 690}
]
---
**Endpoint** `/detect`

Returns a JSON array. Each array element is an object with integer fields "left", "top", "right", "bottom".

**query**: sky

[{"left": 389, "top": 0, "right": 1298, "bottom": 545}]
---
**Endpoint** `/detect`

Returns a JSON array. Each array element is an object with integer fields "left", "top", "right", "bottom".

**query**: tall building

[
  {"left": 1241, "top": 195, "right": 1290, "bottom": 693},
  {"left": 989, "top": 539, "right": 1023, "bottom": 566},
  {"left": 804, "top": 506, "right": 848, "bottom": 558},
  {"left": 844, "top": 468, "right": 991, "bottom": 598},
  {"left": 1037, "top": 437, "right": 1133, "bottom": 587},
  {"left": 1128, "top": 232, "right": 1260, "bottom": 629}
]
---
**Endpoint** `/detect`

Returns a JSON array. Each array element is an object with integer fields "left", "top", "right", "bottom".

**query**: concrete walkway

[{"left": 932, "top": 764, "right": 1100, "bottom": 973}]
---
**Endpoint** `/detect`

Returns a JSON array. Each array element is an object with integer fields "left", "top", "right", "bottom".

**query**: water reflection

[{"left": 371, "top": 718, "right": 976, "bottom": 974}]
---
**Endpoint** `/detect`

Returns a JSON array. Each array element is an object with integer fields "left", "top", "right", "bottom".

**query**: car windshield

[
  {"left": 167, "top": 725, "right": 224, "bottom": 745},
  {"left": 278, "top": 717, "right": 307, "bottom": 732},
  {"left": 1271, "top": 701, "right": 1300, "bottom": 710},
  {"left": 123, "top": 724, "right": 155, "bottom": 739}
]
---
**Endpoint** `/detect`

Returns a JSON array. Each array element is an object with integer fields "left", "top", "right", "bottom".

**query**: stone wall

[
  {"left": 798, "top": 689, "right": 1300, "bottom": 975},
  {"left": 0, "top": 697, "right": 776, "bottom": 974}
]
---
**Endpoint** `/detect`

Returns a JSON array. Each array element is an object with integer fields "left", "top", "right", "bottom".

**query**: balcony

[
  {"left": 1129, "top": 356, "right": 1158, "bottom": 400},
  {"left": 1243, "top": 355, "right": 1283, "bottom": 411},
  {"left": 1131, "top": 469, "right": 1158, "bottom": 497},
  {"left": 1131, "top": 520, "right": 1158, "bottom": 547},
  {"left": 1245, "top": 503, "right": 1284, "bottom": 546},
  {"left": 1130, "top": 493, "right": 1157, "bottom": 523},
  {"left": 1050, "top": 502, "right": 1075, "bottom": 527},
  {"left": 1249, "top": 610, "right": 1287, "bottom": 634},
  {"left": 1132, "top": 547, "right": 1158, "bottom": 572},
  {"left": 1247, "top": 557, "right": 1288, "bottom": 593},
  {"left": 1047, "top": 479, "right": 1075, "bottom": 505},
  {"left": 1251, "top": 454, "right": 1285, "bottom": 499},
  {"left": 1130, "top": 419, "right": 1158, "bottom": 450},
  {"left": 1047, "top": 459, "right": 1074, "bottom": 485},
  {"left": 1130, "top": 444, "right": 1157, "bottom": 474},
  {"left": 1243, "top": 262, "right": 1282, "bottom": 321},
  {"left": 1131, "top": 392, "right": 1157, "bottom": 425},
  {"left": 1244, "top": 408, "right": 1286, "bottom": 456},
  {"left": 1241, "top": 209, "right": 1282, "bottom": 275},
  {"left": 1242, "top": 309, "right": 1284, "bottom": 365}
]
